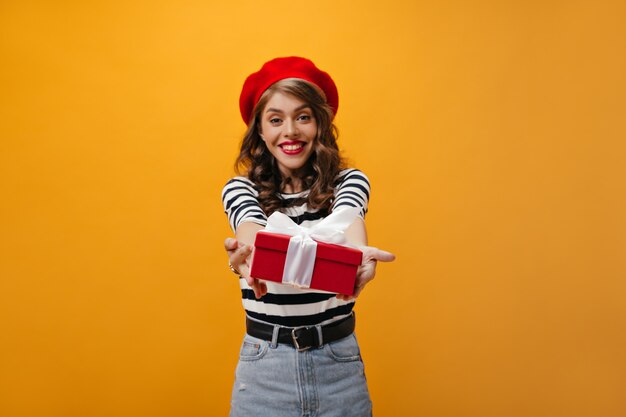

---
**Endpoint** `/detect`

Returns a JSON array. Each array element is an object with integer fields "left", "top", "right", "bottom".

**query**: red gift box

[{"left": 250, "top": 231, "right": 363, "bottom": 295}]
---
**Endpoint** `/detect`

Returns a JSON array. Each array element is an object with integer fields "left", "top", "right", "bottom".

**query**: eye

[
  {"left": 297, "top": 114, "right": 312, "bottom": 122},
  {"left": 269, "top": 117, "right": 282, "bottom": 124}
]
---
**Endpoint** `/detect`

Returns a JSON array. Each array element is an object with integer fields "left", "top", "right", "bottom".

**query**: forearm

[
  {"left": 235, "top": 221, "right": 264, "bottom": 246},
  {"left": 344, "top": 217, "right": 368, "bottom": 247}
]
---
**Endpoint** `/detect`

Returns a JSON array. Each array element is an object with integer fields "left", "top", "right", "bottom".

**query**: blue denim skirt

[{"left": 229, "top": 332, "right": 372, "bottom": 417}]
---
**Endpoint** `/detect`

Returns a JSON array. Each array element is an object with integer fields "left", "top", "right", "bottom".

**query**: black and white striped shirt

[{"left": 221, "top": 168, "right": 370, "bottom": 327}]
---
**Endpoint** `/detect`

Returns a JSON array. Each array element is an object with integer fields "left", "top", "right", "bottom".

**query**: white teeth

[{"left": 282, "top": 143, "right": 303, "bottom": 151}]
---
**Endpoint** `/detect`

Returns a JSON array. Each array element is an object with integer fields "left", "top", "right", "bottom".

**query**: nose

[{"left": 283, "top": 118, "right": 299, "bottom": 138}]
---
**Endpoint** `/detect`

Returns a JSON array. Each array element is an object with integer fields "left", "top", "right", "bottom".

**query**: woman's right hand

[{"left": 224, "top": 237, "right": 268, "bottom": 299}]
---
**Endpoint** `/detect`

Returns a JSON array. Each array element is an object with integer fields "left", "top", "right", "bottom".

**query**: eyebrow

[{"left": 264, "top": 104, "right": 311, "bottom": 114}]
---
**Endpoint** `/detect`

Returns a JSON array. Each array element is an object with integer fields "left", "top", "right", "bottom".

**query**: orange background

[{"left": 1, "top": 1, "right": 625, "bottom": 416}]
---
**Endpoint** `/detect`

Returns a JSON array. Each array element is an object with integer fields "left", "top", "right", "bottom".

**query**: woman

[{"left": 222, "top": 56, "right": 395, "bottom": 417}]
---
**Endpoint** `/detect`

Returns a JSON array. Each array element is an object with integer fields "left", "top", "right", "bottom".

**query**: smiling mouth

[{"left": 279, "top": 141, "right": 306, "bottom": 155}]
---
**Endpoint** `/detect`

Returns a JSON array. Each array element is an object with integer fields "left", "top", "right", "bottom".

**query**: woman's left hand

[{"left": 336, "top": 246, "right": 396, "bottom": 301}]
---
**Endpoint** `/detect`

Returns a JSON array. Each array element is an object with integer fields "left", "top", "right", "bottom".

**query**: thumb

[
  {"left": 224, "top": 238, "right": 238, "bottom": 250},
  {"left": 371, "top": 248, "right": 396, "bottom": 262}
]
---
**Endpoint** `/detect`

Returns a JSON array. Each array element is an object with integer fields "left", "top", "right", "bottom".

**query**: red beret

[{"left": 239, "top": 56, "right": 339, "bottom": 125}]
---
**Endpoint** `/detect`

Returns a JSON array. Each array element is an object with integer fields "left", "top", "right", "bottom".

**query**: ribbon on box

[{"left": 263, "top": 207, "right": 360, "bottom": 289}]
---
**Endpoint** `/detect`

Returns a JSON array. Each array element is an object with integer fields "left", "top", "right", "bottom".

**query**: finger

[
  {"left": 244, "top": 245, "right": 255, "bottom": 267},
  {"left": 245, "top": 275, "right": 256, "bottom": 289},
  {"left": 352, "top": 285, "right": 364, "bottom": 298},
  {"left": 232, "top": 245, "right": 253, "bottom": 264},
  {"left": 371, "top": 248, "right": 396, "bottom": 262},
  {"left": 224, "top": 238, "right": 238, "bottom": 251},
  {"left": 336, "top": 291, "right": 355, "bottom": 301},
  {"left": 230, "top": 246, "right": 253, "bottom": 278},
  {"left": 238, "top": 262, "right": 251, "bottom": 279},
  {"left": 248, "top": 278, "right": 264, "bottom": 299},
  {"left": 253, "top": 283, "right": 262, "bottom": 299}
]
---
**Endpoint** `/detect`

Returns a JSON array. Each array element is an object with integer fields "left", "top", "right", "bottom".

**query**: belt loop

[
  {"left": 270, "top": 325, "right": 280, "bottom": 348},
  {"left": 315, "top": 324, "right": 323, "bottom": 347}
]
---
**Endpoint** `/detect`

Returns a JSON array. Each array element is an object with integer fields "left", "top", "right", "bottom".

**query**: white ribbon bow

[{"left": 263, "top": 207, "right": 360, "bottom": 289}]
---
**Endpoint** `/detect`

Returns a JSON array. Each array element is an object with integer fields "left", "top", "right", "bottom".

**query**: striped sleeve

[
  {"left": 332, "top": 168, "right": 370, "bottom": 218},
  {"left": 221, "top": 177, "right": 268, "bottom": 232}
]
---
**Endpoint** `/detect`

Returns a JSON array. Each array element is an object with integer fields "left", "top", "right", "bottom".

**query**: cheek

[
  {"left": 306, "top": 127, "right": 316, "bottom": 141},
  {"left": 260, "top": 126, "right": 277, "bottom": 142},
  {"left": 258, "top": 121, "right": 270, "bottom": 140}
]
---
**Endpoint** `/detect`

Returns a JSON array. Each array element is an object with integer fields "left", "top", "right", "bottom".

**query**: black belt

[{"left": 246, "top": 313, "right": 355, "bottom": 352}]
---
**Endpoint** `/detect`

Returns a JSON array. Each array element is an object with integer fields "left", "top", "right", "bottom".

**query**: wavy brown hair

[{"left": 235, "top": 78, "right": 345, "bottom": 216}]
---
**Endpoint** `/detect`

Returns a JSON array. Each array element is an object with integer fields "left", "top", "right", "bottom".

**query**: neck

[{"left": 282, "top": 176, "right": 304, "bottom": 194}]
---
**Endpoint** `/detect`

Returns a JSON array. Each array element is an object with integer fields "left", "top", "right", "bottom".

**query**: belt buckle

[{"left": 291, "top": 327, "right": 312, "bottom": 352}]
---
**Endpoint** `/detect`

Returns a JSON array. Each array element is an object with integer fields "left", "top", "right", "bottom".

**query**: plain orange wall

[{"left": 1, "top": 1, "right": 625, "bottom": 416}]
